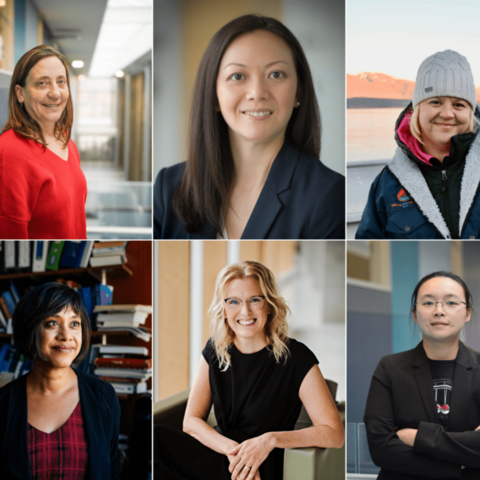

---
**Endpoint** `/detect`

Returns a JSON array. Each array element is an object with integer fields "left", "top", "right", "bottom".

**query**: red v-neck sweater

[{"left": 0, "top": 129, "right": 87, "bottom": 239}]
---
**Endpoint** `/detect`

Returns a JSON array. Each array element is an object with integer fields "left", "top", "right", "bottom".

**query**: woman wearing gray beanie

[{"left": 356, "top": 50, "right": 480, "bottom": 239}]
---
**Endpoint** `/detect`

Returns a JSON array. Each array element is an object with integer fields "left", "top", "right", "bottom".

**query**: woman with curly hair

[{"left": 156, "top": 261, "right": 344, "bottom": 480}]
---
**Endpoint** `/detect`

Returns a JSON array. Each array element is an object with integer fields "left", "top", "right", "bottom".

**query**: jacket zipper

[{"left": 460, "top": 173, "right": 480, "bottom": 238}]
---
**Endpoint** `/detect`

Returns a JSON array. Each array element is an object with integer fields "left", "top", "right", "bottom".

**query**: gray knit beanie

[{"left": 412, "top": 50, "right": 476, "bottom": 109}]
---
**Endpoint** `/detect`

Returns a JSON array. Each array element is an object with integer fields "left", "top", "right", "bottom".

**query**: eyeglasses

[
  {"left": 416, "top": 300, "right": 467, "bottom": 311},
  {"left": 224, "top": 296, "right": 266, "bottom": 311}
]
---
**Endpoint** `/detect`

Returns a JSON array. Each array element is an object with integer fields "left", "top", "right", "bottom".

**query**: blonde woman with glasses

[
  {"left": 364, "top": 271, "right": 480, "bottom": 479},
  {"left": 156, "top": 261, "right": 344, "bottom": 480}
]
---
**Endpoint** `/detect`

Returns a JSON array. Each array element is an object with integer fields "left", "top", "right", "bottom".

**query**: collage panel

[
  {"left": 347, "top": 240, "right": 480, "bottom": 479},
  {"left": 0, "top": 0, "right": 152, "bottom": 241},
  {"left": 154, "top": 0, "right": 345, "bottom": 239},
  {"left": 0, "top": 240, "right": 153, "bottom": 477},
  {"left": 154, "top": 240, "right": 346, "bottom": 479},
  {"left": 347, "top": 0, "right": 480, "bottom": 240}
]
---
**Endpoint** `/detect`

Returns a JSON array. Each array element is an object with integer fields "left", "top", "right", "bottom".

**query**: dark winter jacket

[{"left": 356, "top": 105, "right": 480, "bottom": 239}]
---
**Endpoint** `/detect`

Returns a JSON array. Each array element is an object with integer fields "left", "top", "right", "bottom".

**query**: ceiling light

[
  {"left": 72, "top": 60, "right": 84, "bottom": 68},
  {"left": 115, "top": 70, "right": 125, "bottom": 78}
]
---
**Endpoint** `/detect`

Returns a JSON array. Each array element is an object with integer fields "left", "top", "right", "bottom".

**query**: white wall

[
  {"left": 153, "top": 0, "right": 183, "bottom": 180},
  {"left": 282, "top": 0, "right": 345, "bottom": 174}
]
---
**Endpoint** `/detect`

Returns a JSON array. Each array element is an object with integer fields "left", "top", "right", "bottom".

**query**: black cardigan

[
  {"left": 153, "top": 139, "right": 345, "bottom": 239},
  {"left": 0, "top": 369, "right": 120, "bottom": 479},
  {"left": 364, "top": 341, "right": 480, "bottom": 480}
]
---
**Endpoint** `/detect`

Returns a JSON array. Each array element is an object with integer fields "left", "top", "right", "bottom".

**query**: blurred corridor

[{"left": 0, "top": 0, "right": 152, "bottom": 238}]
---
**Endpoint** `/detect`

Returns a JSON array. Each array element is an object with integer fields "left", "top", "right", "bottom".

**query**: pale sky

[{"left": 347, "top": 0, "right": 480, "bottom": 85}]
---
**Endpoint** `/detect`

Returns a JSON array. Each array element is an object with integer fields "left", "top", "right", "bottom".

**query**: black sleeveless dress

[{"left": 155, "top": 338, "right": 318, "bottom": 480}]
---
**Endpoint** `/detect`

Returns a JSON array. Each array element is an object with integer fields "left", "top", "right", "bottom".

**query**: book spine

[{"left": 94, "top": 358, "right": 152, "bottom": 369}]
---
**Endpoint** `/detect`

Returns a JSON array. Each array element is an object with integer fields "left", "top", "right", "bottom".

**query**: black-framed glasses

[{"left": 224, "top": 296, "right": 266, "bottom": 311}]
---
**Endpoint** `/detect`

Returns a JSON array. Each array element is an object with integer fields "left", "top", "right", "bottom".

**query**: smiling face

[
  {"left": 38, "top": 306, "right": 82, "bottom": 368},
  {"left": 418, "top": 96, "right": 472, "bottom": 152},
  {"left": 216, "top": 30, "right": 299, "bottom": 147},
  {"left": 224, "top": 276, "right": 270, "bottom": 346},
  {"left": 413, "top": 276, "right": 471, "bottom": 344},
  {"left": 15, "top": 56, "right": 69, "bottom": 134}
]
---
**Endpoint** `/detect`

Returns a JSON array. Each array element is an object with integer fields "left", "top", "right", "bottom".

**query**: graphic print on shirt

[{"left": 433, "top": 377, "right": 452, "bottom": 417}]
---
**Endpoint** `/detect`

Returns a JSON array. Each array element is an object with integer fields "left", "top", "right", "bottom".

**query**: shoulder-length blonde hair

[
  {"left": 409, "top": 100, "right": 479, "bottom": 145},
  {"left": 208, "top": 261, "right": 290, "bottom": 371},
  {"left": 2, "top": 45, "right": 73, "bottom": 148}
]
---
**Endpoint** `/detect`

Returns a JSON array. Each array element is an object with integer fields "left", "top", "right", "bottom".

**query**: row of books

[
  {"left": 0, "top": 274, "right": 150, "bottom": 342},
  {"left": 0, "top": 342, "right": 152, "bottom": 396},
  {"left": 0, "top": 241, "right": 128, "bottom": 274},
  {"left": 77, "top": 343, "right": 152, "bottom": 395},
  {"left": 94, "top": 304, "right": 152, "bottom": 341},
  {"left": 0, "top": 280, "right": 21, "bottom": 333},
  {"left": 0, "top": 276, "right": 114, "bottom": 333},
  {"left": 0, "top": 345, "right": 32, "bottom": 388}
]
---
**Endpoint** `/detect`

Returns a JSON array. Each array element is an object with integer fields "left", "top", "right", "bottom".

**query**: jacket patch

[{"left": 397, "top": 188, "right": 410, "bottom": 202}]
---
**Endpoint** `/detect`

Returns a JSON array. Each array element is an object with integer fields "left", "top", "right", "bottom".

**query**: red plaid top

[{"left": 28, "top": 402, "right": 88, "bottom": 479}]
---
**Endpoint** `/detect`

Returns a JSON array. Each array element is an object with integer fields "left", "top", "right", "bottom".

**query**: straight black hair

[
  {"left": 13, "top": 282, "right": 91, "bottom": 363},
  {"left": 173, "top": 14, "right": 321, "bottom": 234}
]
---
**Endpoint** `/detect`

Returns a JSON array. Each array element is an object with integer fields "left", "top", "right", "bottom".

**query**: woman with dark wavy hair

[
  {"left": 0, "top": 283, "right": 120, "bottom": 479},
  {"left": 154, "top": 14, "right": 345, "bottom": 240},
  {"left": 156, "top": 261, "right": 344, "bottom": 480},
  {"left": 0, "top": 45, "right": 87, "bottom": 239}
]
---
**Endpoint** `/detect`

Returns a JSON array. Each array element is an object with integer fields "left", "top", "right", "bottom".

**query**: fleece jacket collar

[
  {"left": 388, "top": 129, "right": 480, "bottom": 239},
  {"left": 394, "top": 103, "right": 479, "bottom": 170}
]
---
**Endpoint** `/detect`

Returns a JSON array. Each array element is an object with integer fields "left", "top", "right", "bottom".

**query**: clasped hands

[{"left": 226, "top": 433, "right": 274, "bottom": 480}]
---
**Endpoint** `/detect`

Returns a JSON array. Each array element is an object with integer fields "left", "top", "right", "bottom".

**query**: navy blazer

[
  {"left": 0, "top": 370, "right": 120, "bottom": 479},
  {"left": 364, "top": 342, "right": 480, "bottom": 480},
  {"left": 154, "top": 139, "right": 345, "bottom": 239}
]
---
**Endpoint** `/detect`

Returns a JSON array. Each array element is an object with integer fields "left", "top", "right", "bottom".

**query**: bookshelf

[
  {"left": 0, "top": 263, "right": 133, "bottom": 281},
  {"left": 0, "top": 241, "right": 152, "bottom": 476}
]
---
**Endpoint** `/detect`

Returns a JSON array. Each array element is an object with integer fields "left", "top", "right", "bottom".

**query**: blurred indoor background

[
  {"left": 0, "top": 0, "right": 152, "bottom": 238},
  {"left": 154, "top": 240, "right": 345, "bottom": 406},
  {"left": 346, "top": 240, "right": 480, "bottom": 478},
  {"left": 154, "top": 0, "right": 345, "bottom": 180}
]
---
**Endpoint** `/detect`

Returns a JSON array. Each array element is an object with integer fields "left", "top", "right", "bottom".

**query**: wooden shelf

[{"left": 0, "top": 263, "right": 133, "bottom": 281}]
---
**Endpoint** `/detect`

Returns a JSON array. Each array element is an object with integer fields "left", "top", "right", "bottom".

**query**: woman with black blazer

[
  {"left": 0, "top": 283, "right": 120, "bottom": 479},
  {"left": 364, "top": 271, "right": 480, "bottom": 479},
  {"left": 153, "top": 14, "right": 345, "bottom": 240}
]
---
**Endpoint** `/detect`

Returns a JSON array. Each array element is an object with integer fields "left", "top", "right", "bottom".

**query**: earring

[{"left": 296, "top": 102, "right": 301, "bottom": 107}]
